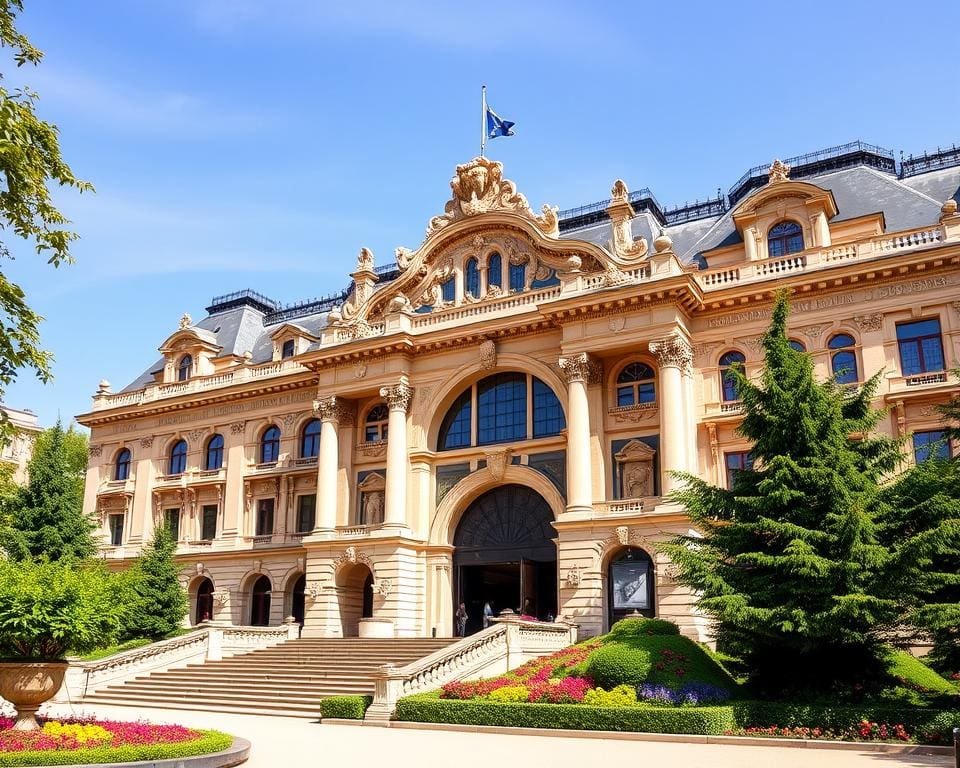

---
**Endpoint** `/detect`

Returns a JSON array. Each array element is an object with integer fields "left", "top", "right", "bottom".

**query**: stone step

[
  {"left": 81, "top": 694, "right": 321, "bottom": 718},
  {"left": 98, "top": 682, "right": 371, "bottom": 698}
]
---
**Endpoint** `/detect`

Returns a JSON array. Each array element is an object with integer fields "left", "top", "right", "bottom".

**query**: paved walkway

[{"left": 45, "top": 702, "right": 952, "bottom": 768}]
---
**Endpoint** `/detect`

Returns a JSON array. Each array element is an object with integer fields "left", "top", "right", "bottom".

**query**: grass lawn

[{"left": 75, "top": 628, "right": 196, "bottom": 661}]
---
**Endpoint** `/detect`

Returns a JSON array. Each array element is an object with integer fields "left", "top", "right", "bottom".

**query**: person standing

[
  {"left": 482, "top": 601, "right": 494, "bottom": 629},
  {"left": 455, "top": 602, "right": 468, "bottom": 637}
]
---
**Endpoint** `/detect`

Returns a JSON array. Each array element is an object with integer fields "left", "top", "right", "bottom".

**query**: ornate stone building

[
  {"left": 1, "top": 404, "right": 41, "bottom": 486},
  {"left": 77, "top": 141, "right": 960, "bottom": 640}
]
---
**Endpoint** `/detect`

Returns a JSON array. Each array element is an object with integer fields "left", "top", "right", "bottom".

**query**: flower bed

[
  {"left": 0, "top": 717, "right": 232, "bottom": 766},
  {"left": 724, "top": 721, "right": 912, "bottom": 742}
]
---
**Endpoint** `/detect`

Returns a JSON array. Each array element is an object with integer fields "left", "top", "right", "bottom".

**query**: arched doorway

[
  {"left": 453, "top": 484, "right": 557, "bottom": 634},
  {"left": 607, "top": 547, "right": 655, "bottom": 628},
  {"left": 250, "top": 575, "right": 272, "bottom": 626},
  {"left": 291, "top": 574, "right": 306, "bottom": 625},
  {"left": 336, "top": 563, "right": 374, "bottom": 637},
  {"left": 195, "top": 577, "right": 214, "bottom": 624}
]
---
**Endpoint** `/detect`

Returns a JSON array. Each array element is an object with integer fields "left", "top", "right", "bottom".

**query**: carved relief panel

[
  {"left": 357, "top": 472, "right": 385, "bottom": 526},
  {"left": 614, "top": 440, "right": 657, "bottom": 499}
]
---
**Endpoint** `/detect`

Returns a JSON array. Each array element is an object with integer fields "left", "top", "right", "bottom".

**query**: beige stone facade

[
  {"left": 1, "top": 405, "right": 41, "bottom": 486},
  {"left": 77, "top": 146, "right": 960, "bottom": 642}
]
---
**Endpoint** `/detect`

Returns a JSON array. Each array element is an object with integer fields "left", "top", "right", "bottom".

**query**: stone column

[
  {"left": 380, "top": 380, "right": 414, "bottom": 529},
  {"left": 650, "top": 335, "right": 693, "bottom": 494},
  {"left": 128, "top": 435, "right": 158, "bottom": 545},
  {"left": 558, "top": 353, "right": 601, "bottom": 515},
  {"left": 313, "top": 395, "right": 354, "bottom": 535},
  {"left": 221, "top": 422, "right": 247, "bottom": 541}
]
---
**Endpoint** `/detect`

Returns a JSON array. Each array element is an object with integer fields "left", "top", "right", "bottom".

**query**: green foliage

[
  {"left": 661, "top": 292, "right": 904, "bottom": 696},
  {"left": 0, "top": 558, "right": 125, "bottom": 659},
  {"left": 608, "top": 617, "right": 680, "bottom": 640},
  {"left": 76, "top": 637, "right": 152, "bottom": 661},
  {"left": 582, "top": 685, "right": 637, "bottom": 707},
  {"left": 396, "top": 693, "right": 736, "bottom": 734},
  {"left": 488, "top": 685, "right": 530, "bottom": 703},
  {"left": 0, "top": 729, "right": 232, "bottom": 766},
  {"left": 122, "top": 524, "right": 188, "bottom": 641},
  {"left": 882, "top": 649, "right": 956, "bottom": 695},
  {"left": 0, "top": 421, "right": 94, "bottom": 561},
  {"left": 584, "top": 643, "right": 651, "bottom": 689},
  {"left": 0, "top": 1, "right": 93, "bottom": 438},
  {"left": 319, "top": 695, "right": 372, "bottom": 720}
]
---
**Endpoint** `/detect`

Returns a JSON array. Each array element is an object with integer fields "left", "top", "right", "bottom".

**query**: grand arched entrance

[
  {"left": 250, "top": 575, "right": 272, "bottom": 626},
  {"left": 194, "top": 577, "right": 214, "bottom": 624},
  {"left": 453, "top": 484, "right": 557, "bottom": 634},
  {"left": 291, "top": 574, "right": 306, "bottom": 626}
]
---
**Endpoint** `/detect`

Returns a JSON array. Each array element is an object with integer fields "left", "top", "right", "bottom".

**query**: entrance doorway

[
  {"left": 453, "top": 484, "right": 557, "bottom": 635},
  {"left": 250, "top": 575, "right": 272, "bottom": 626},
  {"left": 607, "top": 547, "right": 655, "bottom": 629},
  {"left": 336, "top": 563, "right": 374, "bottom": 636},
  {"left": 195, "top": 577, "right": 214, "bottom": 624},
  {"left": 291, "top": 574, "right": 306, "bottom": 625}
]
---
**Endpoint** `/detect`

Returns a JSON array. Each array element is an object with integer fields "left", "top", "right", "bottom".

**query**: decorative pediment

[
  {"left": 615, "top": 439, "right": 657, "bottom": 464},
  {"left": 157, "top": 327, "right": 220, "bottom": 356},
  {"left": 732, "top": 179, "right": 838, "bottom": 222}
]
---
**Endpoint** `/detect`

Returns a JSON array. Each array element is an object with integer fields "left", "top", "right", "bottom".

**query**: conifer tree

[
  {"left": 662, "top": 292, "right": 902, "bottom": 695},
  {"left": 123, "top": 523, "right": 187, "bottom": 641},
  {"left": 0, "top": 420, "right": 94, "bottom": 560}
]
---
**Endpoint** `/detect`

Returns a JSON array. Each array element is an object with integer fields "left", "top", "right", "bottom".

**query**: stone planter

[
  {"left": 358, "top": 618, "right": 395, "bottom": 638},
  {"left": 0, "top": 661, "right": 68, "bottom": 730}
]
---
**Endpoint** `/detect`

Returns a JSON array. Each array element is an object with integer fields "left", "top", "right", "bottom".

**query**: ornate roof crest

[
  {"left": 767, "top": 158, "right": 791, "bottom": 184},
  {"left": 178, "top": 312, "right": 192, "bottom": 330},
  {"left": 426, "top": 156, "right": 559, "bottom": 238}
]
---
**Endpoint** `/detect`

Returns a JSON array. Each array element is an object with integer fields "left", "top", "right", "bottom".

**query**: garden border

[{"left": 0, "top": 736, "right": 249, "bottom": 768}]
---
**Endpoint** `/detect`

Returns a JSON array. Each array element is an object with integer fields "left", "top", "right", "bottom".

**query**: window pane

[
  {"left": 296, "top": 494, "right": 316, "bottom": 533},
  {"left": 169, "top": 440, "right": 187, "bottom": 475},
  {"left": 261, "top": 427, "right": 280, "bottom": 463},
  {"left": 478, "top": 373, "right": 527, "bottom": 445},
  {"left": 365, "top": 425, "right": 379, "bottom": 442},
  {"left": 465, "top": 258, "right": 480, "bottom": 297},
  {"left": 920, "top": 336, "right": 945, "bottom": 372},
  {"left": 201, "top": 505, "right": 217, "bottom": 540},
  {"left": 898, "top": 340, "right": 922, "bottom": 376},
  {"left": 828, "top": 334, "right": 855, "bottom": 350},
  {"left": 913, "top": 430, "right": 950, "bottom": 463},
  {"left": 301, "top": 419, "right": 321, "bottom": 458},
  {"left": 532, "top": 378, "right": 565, "bottom": 438},
  {"left": 206, "top": 435, "right": 223, "bottom": 470},
  {"left": 831, "top": 351, "right": 858, "bottom": 384},
  {"left": 109, "top": 515, "right": 123, "bottom": 546},
  {"left": 897, "top": 318, "right": 941, "bottom": 340},
  {"left": 616, "top": 386, "right": 635, "bottom": 407},
  {"left": 638, "top": 382, "right": 656, "bottom": 404},
  {"left": 282, "top": 339, "right": 295, "bottom": 358},
  {"left": 509, "top": 262, "right": 526, "bottom": 292},
  {"left": 438, "top": 390, "right": 472, "bottom": 450},
  {"left": 256, "top": 499, "right": 274, "bottom": 535},
  {"left": 788, "top": 339, "right": 805, "bottom": 352},
  {"left": 488, "top": 253, "right": 502, "bottom": 288},
  {"left": 164, "top": 509, "right": 180, "bottom": 541},
  {"left": 617, "top": 362, "right": 655, "bottom": 384},
  {"left": 441, "top": 277, "right": 455, "bottom": 303}
]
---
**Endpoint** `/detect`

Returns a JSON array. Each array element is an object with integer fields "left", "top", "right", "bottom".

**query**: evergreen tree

[
  {"left": 0, "top": 420, "right": 94, "bottom": 560},
  {"left": 661, "top": 292, "right": 902, "bottom": 696},
  {"left": 123, "top": 523, "right": 187, "bottom": 641}
]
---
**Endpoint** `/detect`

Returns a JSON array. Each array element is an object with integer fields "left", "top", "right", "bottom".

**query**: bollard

[{"left": 953, "top": 726, "right": 959, "bottom": 768}]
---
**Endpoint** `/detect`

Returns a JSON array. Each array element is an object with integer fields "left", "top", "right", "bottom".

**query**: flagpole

[{"left": 480, "top": 84, "right": 486, "bottom": 158}]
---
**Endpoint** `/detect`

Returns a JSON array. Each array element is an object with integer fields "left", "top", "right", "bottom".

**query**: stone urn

[{"left": 0, "top": 661, "right": 68, "bottom": 730}]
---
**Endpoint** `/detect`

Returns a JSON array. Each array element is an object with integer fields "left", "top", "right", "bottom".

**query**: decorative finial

[
  {"left": 653, "top": 234, "right": 673, "bottom": 254},
  {"left": 356, "top": 247, "right": 375, "bottom": 272},
  {"left": 768, "top": 159, "right": 791, "bottom": 184},
  {"left": 611, "top": 179, "right": 630, "bottom": 203},
  {"left": 941, "top": 198, "right": 958, "bottom": 217},
  {"left": 179, "top": 312, "right": 192, "bottom": 330},
  {"left": 97, "top": 379, "right": 112, "bottom": 394}
]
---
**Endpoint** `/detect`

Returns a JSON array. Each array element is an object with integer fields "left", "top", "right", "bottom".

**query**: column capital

[
  {"left": 649, "top": 335, "right": 693, "bottom": 374},
  {"left": 558, "top": 353, "right": 602, "bottom": 385},
  {"left": 313, "top": 395, "right": 356, "bottom": 425},
  {"left": 380, "top": 381, "right": 414, "bottom": 412}
]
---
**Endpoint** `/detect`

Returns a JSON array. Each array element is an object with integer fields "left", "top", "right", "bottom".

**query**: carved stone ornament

[
  {"left": 188, "top": 429, "right": 205, "bottom": 446},
  {"left": 334, "top": 546, "right": 373, "bottom": 571},
  {"left": 616, "top": 526, "right": 630, "bottom": 546},
  {"left": 558, "top": 353, "right": 602, "bottom": 385},
  {"left": 179, "top": 312, "right": 192, "bottom": 330},
  {"left": 282, "top": 411, "right": 302, "bottom": 431},
  {"left": 427, "top": 156, "right": 559, "bottom": 238},
  {"left": 615, "top": 440, "right": 657, "bottom": 499},
  {"left": 693, "top": 341, "right": 724, "bottom": 363},
  {"left": 611, "top": 405, "right": 658, "bottom": 424},
  {"left": 140, "top": 436, "right": 154, "bottom": 449},
  {"left": 195, "top": 562, "right": 205, "bottom": 576},
  {"left": 608, "top": 316, "right": 626, "bottom": 333},
  {"left": 230, "top": 421, "right": 246, "bottom": 435},
  {"left": 606, "top": 179, "right": 649, "bottom": 261},
  {"left": 88, "top": 444, "right": 103, "bottom": 458},
  {"left": 484, "top": 448, "right": 512, "bottom": 482},
  {"left": 358, "top": 472, "right": 386, "bottom": 526},
  {"left": 380, "top": 381, "right": 414, "bottom": 412},
  {"left": 373, "top": 578, "right": 393, "bottom": 597},
  {"left": 479, "top": 339, "right": 497, "bottom": 370},
  {"left": 768, "top": 158, "right": 791, "bottom": 184},
  {"left": 853, "top": 313, "right": 883, "bottom": 332},
  {"left": 565, "top": 564, "right": 582, "bottom": 587},
  {"left": 353, "top": 362, "right": 368, "bottom": 379},
  {"left": 951, "top": 301, "right": 960, "bottom": 319},
  {"left": 359, "top": 441, "right": 387, "bottom": 458},
  {"left": 800, "top": 323, "right": 829, "bottom": 340},
  {"left": 356, "top": 246, "right": 375, "bottom": 273},
  {"left": 313, "top": 395, "right": 356, "bottom": 425},
  {"left": 306, "top": 582, "right": 322, "bottom": 601},
  {"left": 649, "top": 336, "right": 693, "bottom": 374},
  {"left": 212, "top": 590, "right": 230, "bottom": 606}
]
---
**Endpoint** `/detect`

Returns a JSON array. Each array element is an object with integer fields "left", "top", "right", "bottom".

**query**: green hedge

[
  {"left": 608, "top": 618, "right": 680, "bottom": 639},
  {"left": 585, "top": 644, "right": 652, "bottom": 689},
  {"left": 320, "top": 695, "right": 373, "bottom": 720},
  {"left": 0, "top": 730, "right": 233, "bottom": 767},
  {"left": 395, "top": 693, "right": 736, "bottom": 734}
]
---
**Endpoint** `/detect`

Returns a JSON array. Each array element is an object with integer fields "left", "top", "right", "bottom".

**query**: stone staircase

[{"left": 80, "top": 637, "right": 455, "bottom": 718}]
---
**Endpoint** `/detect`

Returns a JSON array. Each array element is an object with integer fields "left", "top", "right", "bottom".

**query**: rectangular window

[
  {"left": 478, "top": 373, "right": 527, "bottom": 445},
  {"left": 532, "top": 378, "right": 565, "bottom": 438},
  {"left": 913, "top": 430, "right": 951, "bottom": 463},
  {"left": 201, "top": 504, "right": 218, "bottom": 541},
  {"left": 164, "top": 508, "right": 180, "bottom": 541},
  {"left": 109, "top": 514, "right": 124, "bottom": 546},
  {"left": 897, "top": 318, "right": 945, "bottom": 376},
  {"left": 296, "top": 494, "right": 316, "bottom": 533},
  {"left": 724, "top": 450, "right": 754, "bottom": 489},
  {"left": 256, "top": 499, "right": 275, "bottom": 536}
]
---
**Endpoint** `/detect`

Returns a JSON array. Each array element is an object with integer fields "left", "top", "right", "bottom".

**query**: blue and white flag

[{"left": 486, "top": 106, "right": 515, "bottom": 139}]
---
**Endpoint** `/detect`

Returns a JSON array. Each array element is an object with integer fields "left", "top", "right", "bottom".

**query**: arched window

[
  {"left": 719, "top": 351, "right": 745, "bottom": 402},
  {"left": 301, "top": 419, "right": 321, "bottom": 458},
  {"left": 281, "top": 339, "right": 295, "bottom": 359},
  {"left": 437, "top": 373, "right": 565, "bottom": 451},
  {"left": 608, "top": 547, "right": 655, "bottom": 627},
  {"left": 487, "top": 253, "right": 502, "bottom": 289},
  {"left": 114, "top": 448, "right": 131, "bottom": 481},
  {"left": 205, "top": 434, "right": 224, "bottom": 470},
  {"left": 788, "top": 339, "right": 806, "bottom": 352},
  {"left": 828, "top": 333, "right": 858, "bottom": 384},
  {"left": 250, "top": 575, "right": 271, "bottom": 626},
  {"left": 767, "top": 221, "right": 804, "bottom": 258},
  {"left": 364, "top": 404, "right": 389, "bottom": 443},
  {"left": 441, "top": 277, "right": 455, "bottom": 303},
  {"left": 509, "top": 261, "right": 526, "bottom": 292},
  {"left": 169, "top": 439, "right": 187, "bottom": 475},
  {"left": 260, "top": 425, "right": 281, "bottom": 464},
  {"left": 465, "top": 258, "right": 480, "bottom": 298},
  {"left": 615, "top": 362, "right": 656, "bottom": 407},
  {"left": 177, "top": 354, "right": 193, "bottom": 381}
]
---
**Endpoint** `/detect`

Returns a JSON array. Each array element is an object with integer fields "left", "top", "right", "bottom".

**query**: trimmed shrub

[
  {"left": 582, "top": 685, "right": 637, "bottom": 707},
  {"left": 585, "top": 644, "right": 651, "bottom": 689},
  {"left": 396, "top": 693, "right": 736, "bottom": 734},
  {"left": 608, "top": 618, "right": 680, "bottom": 640},
  {"left": 319, "top": 695, "right": 372, "bottom": 720},
  {"left": 488, "top": 685, "right": 530, "bottom": 703},
  {"left": 884, "top": 649, "right": 956, "bottom": 695}
]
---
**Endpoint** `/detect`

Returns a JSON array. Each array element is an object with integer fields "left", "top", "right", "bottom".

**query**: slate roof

[{"left": 119, "top": 141, "right": 960, "bottom": 392}]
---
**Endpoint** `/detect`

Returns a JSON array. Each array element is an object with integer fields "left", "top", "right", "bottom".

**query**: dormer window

[
  {"left": 177, "top": 355, "right": 193, "bottom": 381},
  {"left": 767, "top": 221, "right": 803, "bottom": 258},
  {"left": 281, "top": 339, "right": 295, "bottom": 359}
]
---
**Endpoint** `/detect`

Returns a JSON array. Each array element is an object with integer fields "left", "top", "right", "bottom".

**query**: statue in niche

[
  {"left": 357, "top": 472, "right": 386, "bottom": 525},
  {"left": 614, "top": 439, "right": 657, "bottom": 499}
]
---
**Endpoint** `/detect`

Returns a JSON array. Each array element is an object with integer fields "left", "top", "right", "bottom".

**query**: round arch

[
  {"left": 249, "top": 574, "right": 272, "bottom": 626},
  {"left": 189, "top": 576, "right": 215, "bottom": 625},
  {"left": 425, "top": 354, "right": 568, "bottom": 452},
  {"left": 605, "top": 545, "right": 657, "bottom": 629},
  {"left": 336, "top": 562, "right": 374, "bottom": 637}
]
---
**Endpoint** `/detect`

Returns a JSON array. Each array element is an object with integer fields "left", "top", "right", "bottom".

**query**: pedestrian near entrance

[
  {"left": 482, "top": 601, "right": 494, "bottom": 629},
  {"left": 455, "top": 602, "right": 468, "bottom": 636}
]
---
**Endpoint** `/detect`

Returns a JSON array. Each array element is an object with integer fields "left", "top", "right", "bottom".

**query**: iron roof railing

[{"left": 900, "top": 144, "right": 960, "bottom": 178}]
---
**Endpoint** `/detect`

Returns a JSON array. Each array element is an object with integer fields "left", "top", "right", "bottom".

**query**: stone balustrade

[{"left": 365, "top": 616, "right": 577, "bottom": 723}]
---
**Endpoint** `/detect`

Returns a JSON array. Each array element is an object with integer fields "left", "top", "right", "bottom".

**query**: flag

[{"left": 486, "top": 106, "right": 515, "bottom": 140}]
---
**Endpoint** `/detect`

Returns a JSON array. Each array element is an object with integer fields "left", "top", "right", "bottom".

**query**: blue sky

[{"left": 4, "top": 0, "right": 960, "bottom": 429}]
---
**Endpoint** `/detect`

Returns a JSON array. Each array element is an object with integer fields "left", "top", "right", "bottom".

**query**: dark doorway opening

[
  {"left": 292, "top": 574, "right": 306, "bottom": 625},
  {"left": 453, "top": 484, "right": 557, "bottom": 635},
  {"left": 250, "top": 575, "right": 272, "bottom": 626},
  {"left": 607, "top": 547, "right": 655, "bottom": 629},
  {"left": 195, "top": 577, "right": 214, "bottom": 624}
]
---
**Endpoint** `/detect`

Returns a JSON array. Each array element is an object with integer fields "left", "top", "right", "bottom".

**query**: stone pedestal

[{"left": 359, "top": 617, "right": 395, "bottom": 638}]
